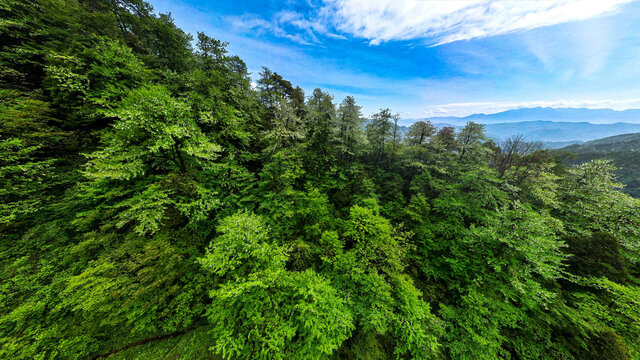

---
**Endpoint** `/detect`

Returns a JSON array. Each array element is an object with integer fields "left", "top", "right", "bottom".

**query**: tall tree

[
  {"left": 366, "top": 108, "right": 394, "bottom": 162},
  {"left": 334, "top": 96, "right": 365, "bottom": 160},
  {"left": 82, "top": 85, "right": 224, "bottom": 235},
  {"left": 305, "top": 88, "right": 335, "bottom": 156},
  {"left": 2, "top": 0, "right": 640, "bottom": 358},
  {"left": 390, "top": 112, "right": 402, "bottom": 157},
  {"left": 257, "top": 67, "right": 305, "bottom": 124},
  {"left": 263, "top": 96, "right": 304, "bottom": 153}
]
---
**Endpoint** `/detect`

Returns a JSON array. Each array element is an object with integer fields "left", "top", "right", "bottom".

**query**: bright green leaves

[
  {"left": 59, "top": 235, "right": 208, "bottom": 344},
  {"left": 44, "top": 38, "right": 148, "bottom": 125},
  {"left": 206, "top": 268, "right": 353, "bottom": 360},
  {"left": 2, "top": 2, "right": 254, "bottom": 359},
  {"left": 84, "top": 86, "right": 181, "bottom": 180},
  {"left": 200, "top": 208, "right": 440, "bottom": 359},
  {"left": 201, "top": 211, "right": 353, "bottom": 359},
  {"left": 85, "top": 84, "right": 222, "bottom": 180},
  {"left": 201, "top": 210, "right": 284, "bottom": 277},
  {"left": 439, "top": 290, "right": 507, "bottom": 360},
  {"left": 589, "top": 278, "right": 640, "bottom": 358},
  {"left": 410, "top": 160, "right": 572, "bottom": 358},
  {"left": 45, "top": 54, "right": 89, "bottom": 107},
  {"left": 0, "top": 89, "right": 62, "bottom": 225},
  {"left": 456, "top": 121, "right": 489, "bottom": 163},
  {"left": 80, "top": 85, "right": 225, "bottom": 235},
  {"left": 343, "top": 205, "right": 407, "bottom": 274},
  {"left": 475, "top": 203, "right": 565, "bottom": 282},
  {"left": 558, "top": 160, "right": 640, "bottom": 262},
  {"left": 0, "top": 225, "right": 210, "bottom": 360},
  {"left": 329, "top": 204, "right": 442, "bottom": 359},
  {"left": 3, "top": 0, "right": 640, "bottom": 358},
  {"left": 115, "top": 183, "right": 173, "bottom": 235},
  {"left": 281, "top": 271, "right": 354, "bottom": 356},
  {"left": 82, "top": 38, "right": 148, "bottom": 110},
  {"left": 0, "top": 138, "right": 55, "bottom": 224}
]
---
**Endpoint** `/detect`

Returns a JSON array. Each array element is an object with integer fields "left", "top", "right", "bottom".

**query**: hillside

[{"left": 560, "top": 133, "right": 640, "bottom": 197}]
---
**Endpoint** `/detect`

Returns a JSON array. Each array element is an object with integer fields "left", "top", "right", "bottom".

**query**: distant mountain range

[
  {"left": 481, "top": 121, "right": 640, "bottom": 145},
  {"left": 427, "top": 107, "right": 640, "bottom": 125},
  {"left": 393, "top": 121, "right": 640, "bottom": 147},
  {"left": 398, "top": 107, "right": 640, "bottom": 147},
  {"left": 408, "top": 121, "right": 640, "bottom": 147}
]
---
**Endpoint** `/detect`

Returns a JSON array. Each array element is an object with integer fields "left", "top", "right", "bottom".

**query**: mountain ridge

[
  {"left": 421, "top": 120, "right": 640, "bottom": 146},
  {"left": 406, "top": 107, "right": 640, "bottom": 125}
]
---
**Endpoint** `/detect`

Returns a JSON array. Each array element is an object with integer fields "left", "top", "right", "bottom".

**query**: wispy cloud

[
  {"left": 424, "top": 98, "right": 640, "bottom": 117},
  {"left": 323, "top": 0, "right": 633, "bottom": 45},
  {"left": 521, "top": 14, "right": 622, "bottom": 79},
  {"left": 227, "top": 11, "right": 322, "bottom": 45},
  {"left": 226, "top": 1, "right": 634, "bottom": 47}
]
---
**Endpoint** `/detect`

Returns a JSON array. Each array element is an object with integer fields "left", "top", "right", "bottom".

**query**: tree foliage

[{"left": 1, "top": 1, "right": 639, "bottom": 359}]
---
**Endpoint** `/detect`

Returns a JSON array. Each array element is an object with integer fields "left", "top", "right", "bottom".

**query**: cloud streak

[
  {"left": 227, "top": 11, "right": 323, "bottom": 45},
  {"left": 324, "top": 0, "right": 634, "bottom": 45},
  {"left": 226, "top": 1, "right": 634, "bottom": 47}
]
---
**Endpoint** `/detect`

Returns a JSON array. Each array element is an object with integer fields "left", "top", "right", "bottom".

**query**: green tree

[
  {"left": 82, "top": 85, "right": 223, "bottom": 235},
  {"left": 305, "top": 88, "right": 335, "bottom": 156},
  {"left": 456, "top": 121, "right": 487, "bottom": 161},
  {"left": 334, "top": 96, "right": 365, "bottom": 160},
  {"left": 406, "top": 120, "right": 436, "bottom": 146},
  {"left": 366, "top": 108, "right": 394, "bottom": 162},
  {"left": 2, "top": 0, "right": 640, "bottom": 358},
  {"left": 432, "top": 126, "right": 456, "bottom": 151},
  {"left": 263, "top": 97, "right": 305, "bottom": 153},
  {"left": 557, "top": 160, "right": 640, "bottom": 263},
  {"left": 330, "top": 204, "right": 442, "bottom": 359},
  {"left": 200, "top": 211, "right": 353, "bottom": 359}
]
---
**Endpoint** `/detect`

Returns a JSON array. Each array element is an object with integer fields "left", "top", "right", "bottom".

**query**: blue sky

[{"left": 148, "top": 0, "right": 640, "bottom": 125}]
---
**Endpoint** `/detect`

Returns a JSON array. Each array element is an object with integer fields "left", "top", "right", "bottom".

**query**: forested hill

[
  {"left": 1, "top": 1, "right": 640, "bottom": 360},
  {"left": 559, "top": 133, "right": 640, "bottom": 197}
]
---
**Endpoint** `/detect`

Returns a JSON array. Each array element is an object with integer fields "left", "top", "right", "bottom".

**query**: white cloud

[
  {"left": 227, "top": 11, "right": 320, "bottom": 45},
  {"left": 322, "top": 0, "right": 634, "bottom": 45},
  {"left": 226, "top": 1, "right": 634, "bottom": 47},
  {"left": 425, "top": 98, "right": 640, "bottom": 117},
  {"left": 325, "top": 32, "right": 348, "bottom": 40},
  {"left": 423, "top": 107, "right": 449, "bottom": 116}
]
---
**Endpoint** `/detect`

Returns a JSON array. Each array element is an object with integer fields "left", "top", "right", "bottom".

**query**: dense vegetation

[
  {"left": 560, "top": 133, "right": 640, "bottom": 198},
  {"left": 1, "top": 1, "right": 639, "bottom": 359}
]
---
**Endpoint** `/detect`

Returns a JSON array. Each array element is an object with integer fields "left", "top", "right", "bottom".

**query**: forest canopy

[{"left": 1, "top": 1, "right": 639, "bottom": 359}]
